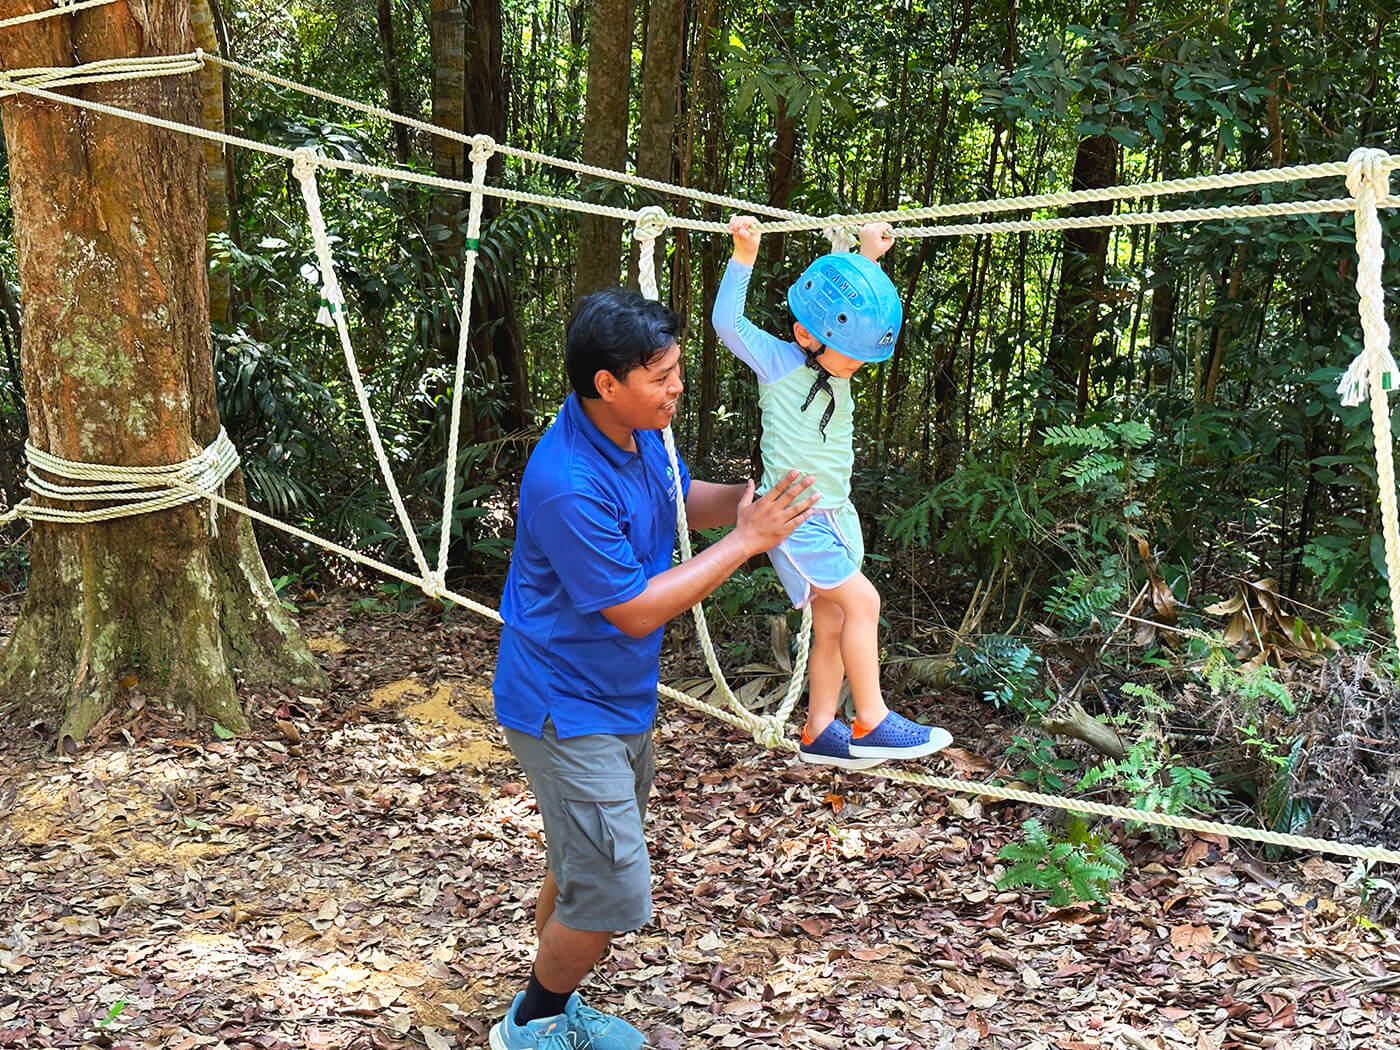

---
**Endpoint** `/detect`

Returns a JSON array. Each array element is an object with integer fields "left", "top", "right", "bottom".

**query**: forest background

[{"left": 1, "top": 0, "right": 1399, "bottom": 877}]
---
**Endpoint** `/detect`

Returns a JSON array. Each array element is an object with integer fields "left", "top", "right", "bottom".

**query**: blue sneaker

[
  {"left": 848, "top": 711, "right": 953, "bottom": 761},
  {"left": 798, "top": 720, "right": 883, "bottom": 770},
  {"left": 489, "top": 992, "right": 574, "bottom": 1050},
  {"left": 565, "top": 992, "right": 646, "bottom": 1049}
]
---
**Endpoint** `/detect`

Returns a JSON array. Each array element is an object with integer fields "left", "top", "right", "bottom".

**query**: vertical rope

[
  {"left": 1345, "top": 147, "right": 1400, "bottom": 653},
  {"left": 634, "top": 208, "right": 813, "bottom": 746},
  {"left": 292, "top": 149, "right": 434, "bottom": 584},
  {"left": 431, "top": 135, "right": 496, "bottom": 596}
]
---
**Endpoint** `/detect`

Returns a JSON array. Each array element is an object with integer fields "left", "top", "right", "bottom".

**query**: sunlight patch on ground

[
  {"left": 307, "top": 634, "right": 349, "bottom": 653},
  {"left": 369, "top": 678, "right": 512, "bottom": 770}
]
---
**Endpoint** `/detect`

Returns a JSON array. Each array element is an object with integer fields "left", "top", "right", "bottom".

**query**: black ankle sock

[{"left": 515, "top": 970, "right": 571, "bottom": 1025}]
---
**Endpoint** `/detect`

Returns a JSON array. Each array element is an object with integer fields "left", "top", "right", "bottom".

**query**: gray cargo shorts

[{"left": 503, "top": 719, "right": 655, "bottom": 932}]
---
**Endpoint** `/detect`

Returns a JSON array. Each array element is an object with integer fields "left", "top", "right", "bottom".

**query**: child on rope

[{"left": 714, "top": 216, "right": 953, "bottom": 769}]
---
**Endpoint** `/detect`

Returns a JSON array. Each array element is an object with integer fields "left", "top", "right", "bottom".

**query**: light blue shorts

[{"left": 769, "top": 503, "right": 865, "bottom": 609}]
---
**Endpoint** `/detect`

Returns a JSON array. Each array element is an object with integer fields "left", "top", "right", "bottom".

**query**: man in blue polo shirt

[{"left": 490, "top": 288, "right": 816, "bottom": 1050}]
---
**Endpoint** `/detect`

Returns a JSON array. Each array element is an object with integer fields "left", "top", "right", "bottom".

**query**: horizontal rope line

[
  {"left": 161, "top": 481, "right": 1400, "bottom": 867},
  {"left": 0, "top": 55, "right": 202, "bottom": 100},
  {"left": 1, "top": 72, "right": 1388, "bottom": 242},
  {"left": 201, "top": 53, "right": 1399, "bottom": 237},
  {"left": 201, "top": 51, "right": 818, "bottom": 225},
  {"left": 8, "top": 435, "right": 1394, "bottom": 864},
  {"left": 0, "top": 77, "right": 735, "bottom": 232},
  {"left": 895, "top": 196, "right": 1400, "bottom": 238},
  {"left": 0, "top": 0, "right": 118, "bottom": 30},
  {"left": 753, "top": 156, "right": 1400, "bottom": 235}
]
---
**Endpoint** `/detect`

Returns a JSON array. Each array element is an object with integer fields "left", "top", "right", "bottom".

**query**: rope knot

[
  {"left": 291, "top": 147, "right": 319, "bottom": 182},
  {"left": 420, "top": 572, "right": 448, "bottom": 601},
  {"left": 822, "top": 220, "right": 858, "bottom": 253},
  {"left": 1346, "top": 148, "right": 1392, "bottom": 200},
  {"left": 469, "top": 134, "right": 496, "bottom": 165},
  {"left": 753, "top": 718, "right": 789, "bottom": 750},
  {"left": 632, "top": 206, "right": 669, "bottom": 243}
]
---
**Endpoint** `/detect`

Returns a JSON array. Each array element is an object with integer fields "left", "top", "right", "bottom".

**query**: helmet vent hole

[{"left": 837, "top": 313, "right": 848, "bottom": 323}]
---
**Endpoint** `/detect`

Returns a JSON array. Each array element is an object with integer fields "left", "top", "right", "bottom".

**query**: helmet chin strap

[{"left": 799, "top": 345, "right": 837, "bottom": 441}]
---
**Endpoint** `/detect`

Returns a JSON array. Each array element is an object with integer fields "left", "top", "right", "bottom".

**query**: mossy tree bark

[{"left": 0, "top": 0, "right": 324, "bottom": 749}]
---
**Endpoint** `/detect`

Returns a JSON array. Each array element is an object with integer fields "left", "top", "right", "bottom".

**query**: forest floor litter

[{"left": 1, "top": 593, "right": 1398, "bottom": 1049}]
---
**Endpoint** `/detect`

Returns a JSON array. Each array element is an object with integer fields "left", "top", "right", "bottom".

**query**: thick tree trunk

[
  {"left": 0, "top": 0, "right": 322, "bottom": 748},
  {"left": 190, "top": 0, "right": 230, "bottom": 325},
  {"left": 761, "top": 98, "right": 799, "bottom": 320},
  {"left": 464, "top": 0, "right": 530, "bottom": 434},
  {"left": 574, "top": 0, "right": 635, "bottom": 299},
  {"left": 429, "top": 0, "right": 467, "bottom": 265},
  {"left": 1047, "top": 132, "right": 1115, "bottom": 416},
  {"left": 630, "top": 0, "right": 683, "bottom": 287},
  {"left": 378, "top": 0, "right": 412, "bottom": 165}
]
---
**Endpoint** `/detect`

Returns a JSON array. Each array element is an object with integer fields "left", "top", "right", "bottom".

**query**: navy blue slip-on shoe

[
  {"left": 798, "top": 719, "right": 883, "bottom": 770},
  {"left": 848, "top": 711, "right": 953, "bottom": 761}
]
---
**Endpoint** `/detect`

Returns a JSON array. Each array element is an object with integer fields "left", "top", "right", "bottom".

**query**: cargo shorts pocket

[{"left": 560, "top": 775, "right": 645, "bottom": 868}]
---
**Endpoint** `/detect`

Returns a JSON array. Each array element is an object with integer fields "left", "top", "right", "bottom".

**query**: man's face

[{"left": 607, "top": 342, "right": 684, "bottom": 430}]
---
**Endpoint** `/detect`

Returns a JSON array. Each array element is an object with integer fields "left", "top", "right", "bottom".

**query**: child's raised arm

[
  {"left": 712, "top": 214, "right": 804, "bottom": 385},
  {"left": 859, "top": 222, "right": 895, "bottom": 262}
]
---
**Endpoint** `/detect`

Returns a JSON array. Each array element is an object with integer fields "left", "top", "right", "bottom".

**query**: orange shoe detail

[
  {"left": 853, "top": 718, "right": 876, "bottom": 738},
  {"left": 801, "top": 725, "right": 815, "bottom": 746}
]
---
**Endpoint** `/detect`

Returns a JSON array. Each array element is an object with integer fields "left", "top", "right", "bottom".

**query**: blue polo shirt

[{"left": 494, "top": 393, "right": 691, "bottom": 739}]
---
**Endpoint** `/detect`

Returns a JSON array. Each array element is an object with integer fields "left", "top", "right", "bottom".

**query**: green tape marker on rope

[
  {"left": 1385, "top": 372, "right": 1393, "bottom": 391},
  {"left": 464, "top": 237, "right": 480, "bottom": 250}
]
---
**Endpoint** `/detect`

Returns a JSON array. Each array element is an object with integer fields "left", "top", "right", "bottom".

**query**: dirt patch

[{"left": 368, "top": 678, "right": 510, "bottom": 770}]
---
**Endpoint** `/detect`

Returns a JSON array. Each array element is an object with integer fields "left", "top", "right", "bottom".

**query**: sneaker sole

[
  {"left": 797, "top": 750, "right": 884, "bottom": 771},
  {"left": 849, "top": 727, "right": 954, "bottom": 760},
  {"left": 488, "top": 1024, "right": 508, "bottom": 1050}
]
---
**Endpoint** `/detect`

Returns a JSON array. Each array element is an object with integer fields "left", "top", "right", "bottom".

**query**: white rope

[
  {"left": 754, "top": 157, "right": 1400, "bottom": 236},
  {"left": 199, "top": 51, "right": 821, "bottom": 226},
  {"left": 0, "top": 54, "right": 202, "bottom": 100},
  {"left": 1, "top": 52, "right": 1397, "bottom": 866},
  {"left": 3, "top": 74, "right": 1394, "bottom": 246},
  {"left": 292, "top": 149, "right": 434, "bottom": 584},
  {"left": 633, "top": 211, "right": 814, "bottom": 748},
  {"left": 894, "top": 196, "right": 1400, "bottom": 239},
  {"left": 0, "top": 0, "right": 119, "bottom": 30},
  {"left": 7, "top": 429, "right": 238, "bottom": 533},
  {"left": 429, "top": 135, "right": 495, "bottom": 600},
  {"left": 1341, "top": 148, "right": 1400, "bottom": 656}
]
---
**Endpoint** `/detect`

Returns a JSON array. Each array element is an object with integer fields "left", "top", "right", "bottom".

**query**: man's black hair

[{"left": 566, "top": 287, "right": 681, "bottom": 398}]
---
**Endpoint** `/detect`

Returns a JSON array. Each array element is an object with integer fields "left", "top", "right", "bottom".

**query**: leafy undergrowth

[{"left": 1, "top": 593, "right": 1398, "bottom": 1050}]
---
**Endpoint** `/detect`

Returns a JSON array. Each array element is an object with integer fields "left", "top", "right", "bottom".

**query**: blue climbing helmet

[{"left": 787, "top": 252, "right": 903, "bottom": 363}]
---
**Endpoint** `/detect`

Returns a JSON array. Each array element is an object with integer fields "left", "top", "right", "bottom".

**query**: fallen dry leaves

[{"left": 0, "top": 594, "right": 1397, "bottom": 1049}]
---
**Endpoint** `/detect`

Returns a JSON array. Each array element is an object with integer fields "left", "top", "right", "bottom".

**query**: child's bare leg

[
  {"left": 804, "top": 595, "right": 845, "bottom": 738},
  {"left": 813, "top": 573, "right": 889, "bottom": 730}
]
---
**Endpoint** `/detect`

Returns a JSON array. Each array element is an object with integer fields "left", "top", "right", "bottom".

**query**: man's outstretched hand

[{"left": 733, "top": 470, "right": 819, "bottom": 555}]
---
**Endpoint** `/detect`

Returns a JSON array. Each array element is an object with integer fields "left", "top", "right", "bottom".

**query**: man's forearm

[
  {"left": 684, "top": 480, "right": 747, "bottom": 531},
  {"left": 604, "top": 531, "right": 756, "bottom": 637}
]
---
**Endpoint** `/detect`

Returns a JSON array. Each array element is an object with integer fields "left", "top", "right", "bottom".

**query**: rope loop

[
  {"left": 11, "top": 429, "right": 241, "bottom": 525},
  {"left": 632, "top": 205, "right": 669, "bottom": 243},
  {"left": 469, "top": 134, "right": 496, "bottom": 165},
  {"left": 291, "top": 147, "right": 320, "bottom": 183}
]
